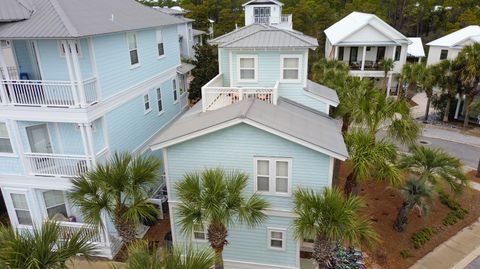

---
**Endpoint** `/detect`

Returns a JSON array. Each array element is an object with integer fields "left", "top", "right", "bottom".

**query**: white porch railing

[
  {"left": 58, "top": 221, "right": 106, "bottom": 245},
  {"left": 281, "top": 14, "right": 292, "bottom": 23},
  {"left": 0, "top": 78, "right": 98, "bottom": 107},
  {"left": 24, "top": 153, "right": 92, "bottom": 177},
  {"left": 254, "top": 16, "right": 270, "bottom": 24},
  {"left": 201, "top": 74, "right": 279, "bottom": 111},
  {"left": 0, "top": 66, "right": 18, "bottom": 80}
]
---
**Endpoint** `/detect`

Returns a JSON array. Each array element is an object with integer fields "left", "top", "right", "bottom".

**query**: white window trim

[
  {"left": 127, "top": 32, "right": 140, "bottom": 68},
  {"left": 237, "top": 55, "right": 258, "bottom": 82},
  {"left": 172, "top": 78, "right": 179, "bottom": 104},
  {"left": 156, "top": 29, "right": 166, "bottom": 59},
  {"left": 58, "top": 40, "right": 82, "bottom": 58},
  {"left": 192, "top": 223, "right": 208, "bottom": 243},
  {"left": 143, "top": 93, "right": 151, "bottom": 114},
  {"left": 40, "top": 190, "right": 70, "bottom": 220},
  {"left": 280, "top": 55, "right": 302, "bottom": 83},
  {"left": 5, "top": 189, "right": 34, "bottom": 228},
  {"left": 267, "top": 228, "right": 286, "bottom": 251},
  {"left": 253, "top": 157, "right": 292, "bottom": 197},
  {"left": 156, "top": 87, "right": 164, "bottom": 115},
  {"left": 0, "top": 121, "right": 16, "bottom": 157}
]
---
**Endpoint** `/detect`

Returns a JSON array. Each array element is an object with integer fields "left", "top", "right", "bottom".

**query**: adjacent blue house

[
  {"left": 150, "top": 2, "right": 348, "bottom": 267},
  {"left": 0, "top": 0, "right": 188, "bottom": 258}
]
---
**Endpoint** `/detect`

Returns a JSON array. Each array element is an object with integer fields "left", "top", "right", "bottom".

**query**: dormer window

[
  {"left": 281, "top": 56, "right": 301, "bottom": 82},
  {"left": 238, "top": 55, "right": 257, "bottom": 82}
]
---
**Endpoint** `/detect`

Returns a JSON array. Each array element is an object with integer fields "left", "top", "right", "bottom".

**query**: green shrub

[
  {"left": 400, "top": 249, "right": 412, "bottom": 259},
  {"left": 411, "top": 227, "right": 435, "bottom": 249},
  {"left": 438, "top": 191, "right": 463, "bottom": 211},
  {"left": 439, "top": 191, "right": 469, "bottom": 226}
]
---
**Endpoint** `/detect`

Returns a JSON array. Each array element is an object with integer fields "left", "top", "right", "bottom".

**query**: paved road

[
  {"left": 465, "top": 256, "right": 480, "bottom": 269},
  {"left": 378, "top": 131, "right": 480, "bottom": 169}
]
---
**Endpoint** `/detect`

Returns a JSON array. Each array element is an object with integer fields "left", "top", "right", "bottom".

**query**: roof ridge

[
  {"left": 210, "top": 24, "right": 269, "bottom": 43},
  {"left": 48, "top": 0, "right": 80, "bottom": 37},
  {"left": 15, "top": 0, "right": 34, "bottom": 15},
  {"left": 240, "top": 98, "right": 256, "bottom": 118},
  {"left": 220, "top": 28, "right": 267, "bottom": 47}
]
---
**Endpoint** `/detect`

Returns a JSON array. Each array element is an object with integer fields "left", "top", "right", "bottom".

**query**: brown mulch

[
  {"left": 337, "top": 162, "right": 480, "bottom": 269},
  {"left": 468, "top": 170, "right": 480, "bottom": 183}
]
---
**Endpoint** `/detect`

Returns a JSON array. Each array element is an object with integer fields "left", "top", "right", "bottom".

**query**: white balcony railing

[
  {"left": 254, "top": 16, "right": 270, "bottom": 24},
  {"left": 201, "top": 74, "right": 279, "bottom": 111},
  {"left": 0, "top": 77, "right": 98, "bottom": 108},
  {"left": 281, "top": 14, "right": 292, "bottom": 23},
  {"left": 24, "top": 153, "right": 92, "bottom": 177},
  {"left": 58, "top": 221, "right": 106, "bottom": 245}
]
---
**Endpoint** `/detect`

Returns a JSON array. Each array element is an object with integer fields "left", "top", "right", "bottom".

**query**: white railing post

[
  {"left": 273, "top": 81, "right": 279, "bottom": 105},
  {"left": 68, "top": 40, "right": 86, "bottom": 107},
  {"left": 201, "top": 86, "right": 207, "bottom": 112},
  {"left": 238, "top": 88, "right": 243, "bottom": 101},
  {"left": 63, "top": 40, "right": 80, "bottom": 107}
]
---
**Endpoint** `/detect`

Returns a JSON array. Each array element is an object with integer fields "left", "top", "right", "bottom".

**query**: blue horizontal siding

[
  {"left": 278, "top": 83, "right": 326, "bottom": 112},
  {"left": 93, "top": 25, "right": 181, "bottom": 99},
  {"left": 0, "top": 157, "right": 23, "bottom": 175},
  {"left": 166, "top": 123, "right": 331, "bottom": 210},
  {"left": 105, "top": 78, "right": 181, "bottom": 153}
]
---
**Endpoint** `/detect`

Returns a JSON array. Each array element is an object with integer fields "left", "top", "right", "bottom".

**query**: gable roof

[
  {"left": 304, "top": 80, "right": 339, "bottom": 107},
  {"left": 150, "top": 98, "right": 348, "bottom": 160},
  {"left": 0, "top": 0, "right": 33, "bottom": 22},
  {"left": 242, "top": 0, "right": 284, "bottom": 7},
  {"left": 210, "top": 24, "right": 318, "bottom": 48},
  {"left": 426, "top": 25, "right": 480, "bottom": 48},
  {"left": 407, "top": 37, "right": 425, "bottom": 57},
  {"left": 324, "top": 12, "right": 410, "bottom": 45},
  {"left": 0, "top": 0, "right": 184, "bottom": 38}
]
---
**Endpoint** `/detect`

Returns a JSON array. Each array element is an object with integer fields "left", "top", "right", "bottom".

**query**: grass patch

[
  {"left": 400, "top": 249, "right": 413, "bottom": 259},
  {"left": 439, "top": 191, "right": 469, "bottom": 226},
  {"left": 411, "top": 227, "right": 435, "bottom": 249}
]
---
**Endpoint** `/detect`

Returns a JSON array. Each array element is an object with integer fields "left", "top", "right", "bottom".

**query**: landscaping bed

[{"left": 338, "top": 162, "right": 480, "bottom": 269}]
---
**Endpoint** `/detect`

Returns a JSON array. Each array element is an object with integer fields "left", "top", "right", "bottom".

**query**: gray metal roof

[
  {"left": 176, "top": 63, "right": 195, "bottom": 74},
  {"left": 192, "top": 29, "right": 206, "bottom": 36},
  {"left": 0, "top": 0, "right": 185, "bottom": 38},
  {"left": 0, "top": 0, "right": 33, "bottom": 22},
  {"left": 210, "top": 24, "right": 318, "bottom": 48},
  {"left": 304, "top": 80, "right": 339, "bottom": 106},
  {"left": 153, "top": 7, "right": 186, "bottom": 15},
  {"left": 242, "top": 0, "right": 284, "bottom": 7},
  {"left": 150, "top": 98, "right": 348, "bottom": 160}
]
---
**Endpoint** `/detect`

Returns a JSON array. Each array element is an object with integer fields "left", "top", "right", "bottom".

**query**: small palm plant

[
  {"left": 394, "top": 178, "right": 435, "bottom": 232},
  {"left": 69, "top": 152, "right": 161, "bottom": 245},
  {"left": 399, "top": 146, "right": 469, "bottom": 194},
  {"left": 293, "top": 187, "right": 379, "bottom": 268},
  {"left": 119, "top": 240, "right": 215, "bottom": 269},
  {"left": 344, "top": 130, "right": 402, "bottom": 195},
  {"left": 175, "top": 168, "right": 270, "bottom": 269},
  {"left": 0, "top": 221, "right": 97, "bottom": 269}
]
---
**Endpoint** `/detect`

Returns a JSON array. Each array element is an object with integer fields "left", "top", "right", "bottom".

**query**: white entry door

[{"left": 26, "top": 124, "right": 52, "bottom": 153}]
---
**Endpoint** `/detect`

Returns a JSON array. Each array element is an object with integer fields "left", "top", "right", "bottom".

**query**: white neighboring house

[
  {"left": 426, "top": 25, "right": 480, "bottom": 66},
  {"left": 243, "top": 0, "right": 292, "bottom": 30},
  {"left": 406, "top": 37, "right": 425, "bottom": 63},
  {"left": 324, "top": 12, "right": 411, "bottom": 94},
  {"left": 154, "top": 6, "right": 206, "bottom": 59}
]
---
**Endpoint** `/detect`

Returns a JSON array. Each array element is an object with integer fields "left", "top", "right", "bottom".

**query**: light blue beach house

[
  {"left": 0, "top": 0, "right": 188, "bottom": 258},
  {"left": 150, "top": 1, "right": 349, "bottom": 268}
]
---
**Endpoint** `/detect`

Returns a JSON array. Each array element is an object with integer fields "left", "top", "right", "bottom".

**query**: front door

[
  {"left": 376, "top": 46, "right": 386, "bottom": 62},
  {"left": 349, "top": 47, "right": 358, "bottom": 66},
  {"left": 26, "top": 124, "right": 52, "bottom": 153}
]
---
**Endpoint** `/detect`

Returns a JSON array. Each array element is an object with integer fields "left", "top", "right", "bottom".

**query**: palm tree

[
  {"left": 175, "top": 168, "right": 270, "bottom": 269},
  {"left": 311, "top": 58, "right": 350, "bottom": 89},
  {"left": 292, "top": 187, "right": 379, "bottom": 268},
  {"left": 343, "top": 130, "right": 402, "bottom": 195},
  {"left": 0, "top": 221, "right": 96, "bottom": 269},
  {"left": 455, "top": 43, "right": 480, "bottom": 127},
  {"left": 394, "top": 178, "right": 435, "bottom": 232},
  {"left": 400, "top": 63, "right": 423, "bottom": 100},
  {"left": 380, "top": 58, "right": 395, "bottom": 92},
  {"left": 399, "top": 146, "right": 469, "bottom": 194},
  {"left": 417, "top": 64, "right": 436, "bottom": 122},
  {"left": 69, "top": 152, "right": 161, "bottom": 245},
  {"left": 435, "top": 59, "right": 459, "bottom": 122},
  {"left": 355, "top": 90, "right": 420, "bottom": 146},
  {"left": 119, "top": 240, "right": 215, "bottom": 269}
]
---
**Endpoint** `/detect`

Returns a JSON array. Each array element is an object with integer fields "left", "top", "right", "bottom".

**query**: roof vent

[{"left": 110, "top": 14, "right": 114, "bottom": 21}]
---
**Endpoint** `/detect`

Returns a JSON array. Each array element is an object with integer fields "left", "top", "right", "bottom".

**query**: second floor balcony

[{"left": 201, "top": 73, "right": 279, "bottom": 112}]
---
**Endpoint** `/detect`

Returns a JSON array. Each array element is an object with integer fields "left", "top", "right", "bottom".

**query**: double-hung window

[
  {"left": 254, "top": 157, "right": 292, "bottom": 196},
  {"left": 238, "top": 56, "right": 257, "bottom": 81},
  {"left": 156, "top": 88, "right": 163, "bottom": 113},
  {"left": 127, "top": 32, "right": 139, "bottom": 66},
  {"left": 143, "top": 94, "right": 151, "bottom": 113},
  {"left": 42, "top": 190, "right": 68, "bottom": 219},
  {"left": 156, "top": 30, "right": 165, "bottom": 57},
  {"left": 172, "top": 79, "right": 178, "bottom": 102},
  {"left": 440, "top": 49, "right": 448, "bottom": 60},
  {"left": 281, "top": 56, "right": 301, "bottom": 81},
  {"left": 10, "top": 193, "right": 33, "bottom": 226},
  {"left": 0, "top": 122, "right": 13, "bottom": 154},
  {"left": 268, "top": 228, "right": 286, "bottom": 250},
  {"left": 193, "top": 223, "right": 207, "bottom": 241}
]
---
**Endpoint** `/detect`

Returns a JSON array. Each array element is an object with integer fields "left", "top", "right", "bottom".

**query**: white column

[
  {"left": 78, "top": 124, "right": 92, "bottom": 170},
  {"left": 334, "top": 46, "right": 339, "bottom": 59},
  {"left": 62, "top": 40, "right": 80, "bottom": 107},
  {"left": 361, "top": 46, "right": 367, "bottom": 71},
  {"left": 391, "top": 45, "right": 396, "bottom": 60},
  {"left": 0, "top": 45, "right": 10, "bottom": 104},
  {"left": 68, "top": 40, "right": 86, "bottom": 107},
  {"left": 85, "top": 122, "right": 97, "bottom": 167},
  {"left": 454, "top": 95, "right": 463, "bottom": 119},
  {"left": 10, "top": 120, "right": 29, "bottom": 174}
]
